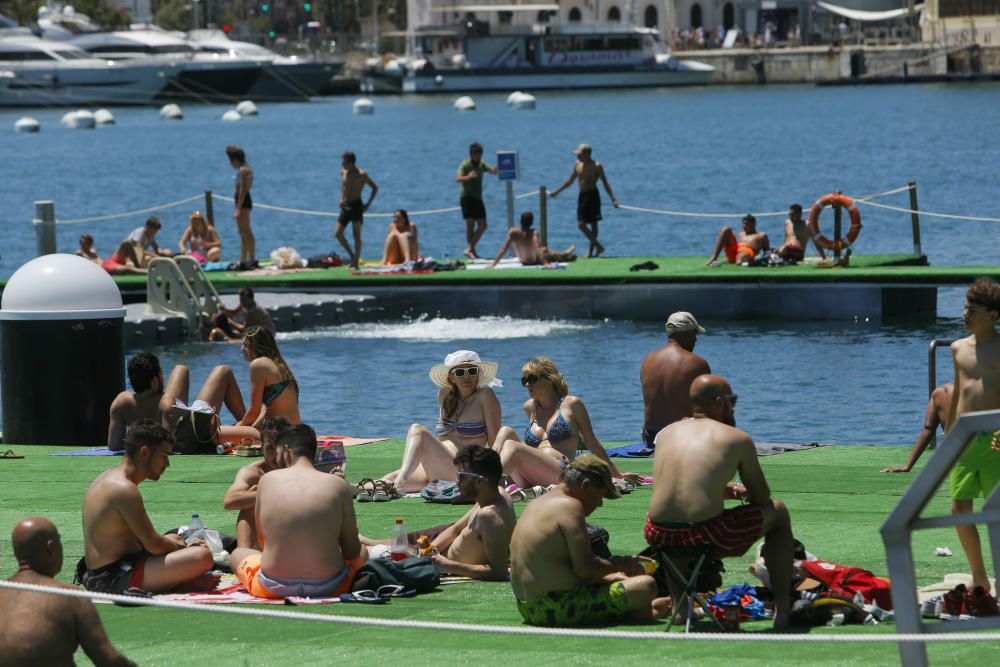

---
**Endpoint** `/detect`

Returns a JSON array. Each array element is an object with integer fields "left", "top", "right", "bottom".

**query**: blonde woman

[
  {"left": 376, "top": 350, "right": 512, "bottom": 495},
  {"left": 496, "top": 357, "right": 635, "bottom": 489},
  {"left": 179, "top": 211, "right": 222, "bottom": 262},
  {"left": 238, "top": 326, "right": 300, "bottom": 428}
]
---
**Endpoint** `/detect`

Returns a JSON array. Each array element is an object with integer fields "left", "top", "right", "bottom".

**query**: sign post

[{"left": 497, "top": 150, "right": 519, "bottom": 229}]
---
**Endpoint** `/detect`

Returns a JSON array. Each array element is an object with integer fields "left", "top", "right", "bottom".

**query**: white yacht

[
  {"left": 187, "top": 29, "right": 342, "bottom": 101},
  {"left": 69, "top": 28, "right": 264, "bottom": 102},
  {"left": 0, "top": 34, "right": 178, "bottom": 107},
  {"left": 366, "top": 15, "right": 714, "bottom": 93}
]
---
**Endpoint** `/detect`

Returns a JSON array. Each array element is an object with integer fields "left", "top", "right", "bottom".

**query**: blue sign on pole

[{"left": 497, "top": 151, "right": 519, "bottom": 181}]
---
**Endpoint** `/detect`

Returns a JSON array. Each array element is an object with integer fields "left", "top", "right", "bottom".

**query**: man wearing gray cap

[
  {"left": 549, "top": 143, "right": 618, "bottom": 259},
  {"left": 639, "top": 312, "right": 711, "bottom": 448}
]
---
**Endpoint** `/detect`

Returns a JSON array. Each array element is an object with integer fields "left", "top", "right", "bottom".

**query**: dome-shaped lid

[{"left": 0, "top": 254, "right": 126, "bottom": 320}]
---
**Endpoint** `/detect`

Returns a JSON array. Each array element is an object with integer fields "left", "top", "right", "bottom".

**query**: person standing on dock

[
  {"left": 775, "top": 204, "right": 826, "bottom": 263},
  {"left": 549, "top": 143, "right": 618, "bottom": 259},
  {"left": 944, "top": 278, "right": 1000, "bottom": 596},
  {"left": 337, "top": 151, "right": 378, "bottom": 270},
  {"left": 639, "top": 312, "right": 711, "bottom": 448},
  {"left": 456, "top": 142, "right": 497, "bottom": 259},
  {"left": 227, "top": 145, "right": 257, "bottom": 269}
]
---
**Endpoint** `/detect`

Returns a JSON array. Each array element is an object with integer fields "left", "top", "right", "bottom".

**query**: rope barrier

[
  {"left": 1, "top": 580, "right": 999, "bottom": 643},
  {"left": 852, "top": 198, "right": 1000, "bottom": 223},
  {"left": 56, "top": 195, "right": 205, "bottom": 225},
  {"left": 211, "top": 190, "right": 542, "bottom": 220}
]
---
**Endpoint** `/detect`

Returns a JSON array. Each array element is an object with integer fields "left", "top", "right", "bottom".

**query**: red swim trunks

[
  {"left": 101, "top": 256, "right": 124, "bottom": 274},
  {"left": 724, "top": 241, "right": 756, "bottom": 264},
  {"left": 644, "top": 505, "right": 764, "bottom": 558}
]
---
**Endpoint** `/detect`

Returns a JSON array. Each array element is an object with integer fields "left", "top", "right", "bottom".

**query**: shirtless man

[
  {"left": 223, "top": 417, "right": 289, "bottom": 550},
  {"left": 75, "top": 233, "right": 101, "bottom": 264},
  {"left": 510, "top": 455, "right": 667, "bottom": 626},
  {"left": 1, "top": 517, "right": 135, "bottom": 667},
  {"left": 945, "top": 278, "right": 1000, "bottom": 594},
  {"left": 882, "top": 383, "right": 953, "bottom": 473},
  {"left": 221, "top": 287, "right": 276, "bottom": 334},
  {"left": 456, "top": 142, "right": 498, "bottom": 259},
  {"left": 232, "top": 423, "right": 368, "bottom": 598},
  {"left": 645, "top": 374, "right": 793, "bottom": 628},
  {"left": 488, "top": 212, "right": 575, "bottom": 268},
  {"left": 640, "top": 312, "right": 711, "bottom": 448},
  {"left": 775, "top": 203, "right": 826, "bottom": 263},
  {"left": 337, "top": 151, "right": 379, "bottom": 269},
  {"left": 550, "top": 144, "right": 618, "bottom": 258},
  {"left": 107, "top": 352, "right": 247, "bottom": 451},
  {"left": 705, "top": 214, "right": 770, "bottom": 266},
  {"left": 80, "top": 420, "right": 218, "bottom": 594}
]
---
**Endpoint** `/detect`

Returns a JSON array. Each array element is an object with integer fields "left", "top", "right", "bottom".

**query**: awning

[
  {"left": 816, "top": 1, "right": 923, "bottom": 22},
  {"left": 429, "top": 4, "right": 560, "bottom": 12}
]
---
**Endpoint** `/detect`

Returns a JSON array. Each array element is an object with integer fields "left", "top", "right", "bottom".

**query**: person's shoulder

[
  {"left": 561, "top": 394, "right": 584, "bottom": 410},
  {"left": 952, "top": 335, "right": 975, "bottom": 351},
  {"left": 109, "top": 391, "right": 136, "bottom": 409}
]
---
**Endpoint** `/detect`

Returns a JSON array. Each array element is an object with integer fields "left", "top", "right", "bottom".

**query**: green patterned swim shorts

[{"left": 516, "top": 581, "right": 629, "bottom": 627}]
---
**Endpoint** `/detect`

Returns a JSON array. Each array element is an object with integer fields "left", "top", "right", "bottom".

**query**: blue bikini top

[{"left": 523, "top": 398, "right": 574, "bottom": 447}]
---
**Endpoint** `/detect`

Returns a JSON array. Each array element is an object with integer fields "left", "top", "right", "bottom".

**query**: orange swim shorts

[
  {"left": 236, "top": 553, "right": 366, "bottom": 599},
  {"left": 724, "top": 241, "right": 756, "bottom": 264}
]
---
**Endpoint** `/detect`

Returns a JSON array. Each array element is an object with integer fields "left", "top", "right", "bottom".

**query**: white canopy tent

[{"left": 816, "top": 1, "right": 924, "bottom": 22}]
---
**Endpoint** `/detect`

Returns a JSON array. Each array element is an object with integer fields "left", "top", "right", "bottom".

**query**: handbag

[
  {"left": 172, "top": 408, "right": 219, "bottom": 454},
  {"left": 351, "top": 556, "right": 440, "bottom": 594}
]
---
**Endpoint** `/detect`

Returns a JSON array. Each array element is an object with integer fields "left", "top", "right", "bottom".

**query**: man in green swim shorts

[
  {"left": 509, "top": 455, "right": 668, "bottom": 626},
  {"left": 947, "top": 277, "right": 1000, "bottom": 595}
]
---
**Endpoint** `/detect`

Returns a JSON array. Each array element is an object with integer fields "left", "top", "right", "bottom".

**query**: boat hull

[
  {"left": 0, "top": 62, "right": 176, "bottom": 107},
  {"left": 155, "top": 63, "right": 262, "bottom": 103},
  {"left": 366, "top": 63, "right": 714, "bottom": 94},
  {"left": 248, "top": 61, "right": 343, "bottom": 101}
]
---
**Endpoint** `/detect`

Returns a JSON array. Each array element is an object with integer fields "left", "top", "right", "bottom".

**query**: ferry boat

[{"left": 364, "top": 9, "right": 713, "bottom": 94}]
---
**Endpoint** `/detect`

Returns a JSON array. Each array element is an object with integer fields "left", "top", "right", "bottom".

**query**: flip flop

[
  {"left": 340, "top": 590, "right": 389, "bottom": 604},
  {"left": 509, "top": 489, "right": 528, "bottom": 502},
  {"left": 0, "top": 449, "right": 24, "bottom": 460}
]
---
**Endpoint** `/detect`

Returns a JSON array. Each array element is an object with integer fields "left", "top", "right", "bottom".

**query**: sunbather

[
  {"left": 488, "top": 212, "right": 575, "bottom": 268},
  {"left": 223, "top": 417, "right": 290, "bottom": 549},
  {"left": 237, "top": 326, "right": 301, "bottom": 428},
  {"left": 380, "top": 209, "right": 418, "bottom": 265},
  {"left": 376, "top": 350, "right": 513, "bottom": 495},
  {"left": 494, "top": 357, "right": 637, "bottom": 490}
]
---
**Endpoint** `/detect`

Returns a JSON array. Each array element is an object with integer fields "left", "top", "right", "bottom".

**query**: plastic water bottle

[
  {"left": 184, "top": 513, "right": 205, "bottom": 543},
  {"left": 390, "top": 518, "right": 408, "bottom": 561}
]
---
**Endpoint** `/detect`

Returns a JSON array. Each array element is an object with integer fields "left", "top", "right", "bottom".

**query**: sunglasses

[
  {"left": 724, "top": 394, "right": 739, "bottom": 406},
  {"left": 451, "top": 367, "right": 479, "bottom": 377},
  {"left": 521, "top": 374, "right": 540, "bottom": 386},
  {"left": 457, "top": 471, "right": 483, "bottom": 481}
]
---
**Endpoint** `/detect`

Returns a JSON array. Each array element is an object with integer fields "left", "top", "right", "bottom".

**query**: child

[
  {"left": 947, "top": 277, "right": 1000, "bottom": 598},
  {"left": 75, "top": 234, "right": 101, "bottom": 264}
]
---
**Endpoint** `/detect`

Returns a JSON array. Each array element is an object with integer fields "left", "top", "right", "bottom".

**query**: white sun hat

[{"left": 428, "top": 350, "right": 500, "bottom": 389}]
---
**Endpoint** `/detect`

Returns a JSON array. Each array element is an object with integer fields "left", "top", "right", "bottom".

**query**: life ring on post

[{"left": 808, "top": 193, "right": 862, "bottom": 252}]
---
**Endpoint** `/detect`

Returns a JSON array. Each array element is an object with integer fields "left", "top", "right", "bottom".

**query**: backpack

[
  {"left": 314, "top": 440, "right": 346, "bottom": 474},
  {"left": 351, "top": 556, "right": 440, "bottom": 594},
  {"left": 790, "top": 593, "right": 866, "bottom": 626},
  {"left": 172, "top": 408, "right": 219, "bottom": 454},
  {"left": 419, "top": 480, "right": 473, "bottom": 504},
  {"left": 799, "top": 560, "right": 893, "bottom": 610}
]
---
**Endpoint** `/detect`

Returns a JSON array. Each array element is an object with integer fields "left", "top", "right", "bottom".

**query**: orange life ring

[{"left": 808, "top": 193, "right": 862, "bottom": 252}]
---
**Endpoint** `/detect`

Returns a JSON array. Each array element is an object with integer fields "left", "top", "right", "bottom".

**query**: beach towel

[
  {"left": 465, "top": 258, "right": 568, "bottom": 270},
  {"left": 160, "top": 582, "right": 341, "bottom": 605},
  {"left": 606, "top": 442, "right": 823, "bottom": 459},
  {"left": 51, "top": 436, "right": 387, "bottom": 457},
  {"left": 50, "top": 447, "right": 123, "bottom": 457}
]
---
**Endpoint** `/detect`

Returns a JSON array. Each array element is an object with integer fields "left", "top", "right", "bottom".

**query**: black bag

[
  {"left": 352, "top": 556, "right": 440, "bottom": 594},
  {"left": 587, "top": 523, "right": 612, "bottom": 559},
  {"left": 172, "top": 409, "right": 219, "bottom": 454}
]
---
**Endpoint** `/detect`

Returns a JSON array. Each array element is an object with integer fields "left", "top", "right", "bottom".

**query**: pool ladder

[{"left": 146, "top": 256, "right": 223, "bottom": 338}]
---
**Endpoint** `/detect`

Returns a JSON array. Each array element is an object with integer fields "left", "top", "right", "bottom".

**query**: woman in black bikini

[
  {"left": 495, "top": 356, "right": 633, "bottom": 490},
  {"left": 227, "top": 145, "right": 256, "bottom": 269},
  {"left": 238, "top": 326, "right": 299, "bottom": 429}
]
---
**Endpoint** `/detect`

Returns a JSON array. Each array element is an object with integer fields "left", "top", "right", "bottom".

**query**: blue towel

[
  {"left": 606, "top": 443, "right": 654, "bottom": 458},
  {"left": 50, "top": 447, "right": 122, "bottom": 456},
  {"left": 201, "top": 261, "right": 234, "bottom": 272}
]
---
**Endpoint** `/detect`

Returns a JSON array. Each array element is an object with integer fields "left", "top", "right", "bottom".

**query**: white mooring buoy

[
  {"left": 221, "top": 109, "right": 242, "bottom": 122},
  {"left": 93, "top": 108, "right": 116, "bottom": 125},
  {"left": 159, "top": 103, "right": 183, "bottom": 120},
  {"left": 14, "top": 117, "right": 40, "bottom": 133},
  {"left": 453, "top": 96, "right": 476, "bottom": 111},
  {"left": 60, "top": 110, "right": 95, "bottom": 129},
  {"left": 352, "top": 98, "right": 375, "bottom": 115},
  {"left": 236, "top": 100, "right": 259, "bottom": 116}
]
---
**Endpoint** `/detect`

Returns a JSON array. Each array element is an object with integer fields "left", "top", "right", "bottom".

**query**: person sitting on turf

[
  {"left": 108, "top": 353, "right": 254, "bottom": 452},
  {"left": 376, "top": 350, "right": 512, "bottom": 495},
  {"left": 705, "top": 214, "right": 769, "bottom": 266},
  {"left": 75, "top": 233, "right": 101, "bottom": 265},
  {"left": 645, "top": 374, "right": 793, "bottom": 628},
  {"left": 0, "top": 517, "right": 136, "bottom": 667},
  {"left": 775, "top": 203, "right": 826, "bottom": 263},
  {"left": 380, "top": 209, "right": 419, "bottom": 266},
  {"left": 127, "top": 216, "right": 174, "bottom": 267},
  {"left": 236, "top": 325, "right": 301, "bottom": 429},
  {"left": 223, "top": 417, "right": 290, "bottom": 550},
  {"left": 363, "top": 445, "right": 516, "bottom": 581},
  {"left": 488, "top": 212, "right": 576, "bottom": 268},
  {"left": 881, "top": 382, "right": 953, "bottom": 473},
  {"left": 232, "top": 423, "right": 368, "bottom": 598},
  {"left": 80, "top": 420, "right": 219, "bottom": 594},
  {"left": 639, "top": 311, "right": 711, "bottom": 449},
  {"left": 101, "top": 240, "right": 147, "bottom": 276},
  {"left": 510, "top": 455, "right": 668, "bottom": 626},
  {"left": 494, "top": 356, "right": 637, "bottom": 490},
  {"left": 178, "top": 210, "right": 222, "bottom": 263}
]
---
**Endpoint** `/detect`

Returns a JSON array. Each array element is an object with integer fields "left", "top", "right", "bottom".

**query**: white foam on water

[{"left": 278, "top": 315, "right": 597, "bottom": 342}]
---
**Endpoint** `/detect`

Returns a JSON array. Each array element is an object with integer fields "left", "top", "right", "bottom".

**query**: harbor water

[{"left": 0, "top": 83, "right": 997, "bottom": 445}]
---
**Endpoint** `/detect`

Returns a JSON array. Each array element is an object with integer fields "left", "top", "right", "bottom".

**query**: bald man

[
  {"left": 0, "top": 517, "right": 134, "bottom": 667},
  {"left": 644, "top": 374, "right": 794, "bottom": 628}
]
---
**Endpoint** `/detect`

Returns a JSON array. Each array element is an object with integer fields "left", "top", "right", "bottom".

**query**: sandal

[
  {"left": 373, "top": 479, "right": 401, "bottom": 501},
  {"left": 0, "top": 449, "right": 24, "bottom": 460},
  {"left": 355, "top": 478, "right": 378, "bottom": 503},
  {"left": 509, "top": 488, "right": 528, "bottom": 502}
]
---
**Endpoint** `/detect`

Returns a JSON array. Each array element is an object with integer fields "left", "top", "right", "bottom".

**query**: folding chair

[{"left": 652, "top": 543, "right": 726, "bottom": 633}]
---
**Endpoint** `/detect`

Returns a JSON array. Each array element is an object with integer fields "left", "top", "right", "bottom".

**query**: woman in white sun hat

[{"left": 375, "top": 350, "right": 514, "bottom": 495}]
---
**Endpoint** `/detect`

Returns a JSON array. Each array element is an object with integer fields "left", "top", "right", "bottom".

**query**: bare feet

[
  {"left": 463, "top": 248, "right": 477, "bottom": 260},
  {"left": 705, "top": 257, "right": 718, "bottom": 266},
  {"left": 651, "top": 596, "right": 673, "bottom": 620},
  {"left": 173, "top": 572, "right": 221, "bottom": 593},
  {"left": 594, "top": 243, "right": 605, "bottom": 258}
]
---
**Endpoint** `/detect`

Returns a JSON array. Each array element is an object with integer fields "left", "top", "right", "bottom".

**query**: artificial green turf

[{"left": 1, "top": 443, "right": 997, "bottom": 665}]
